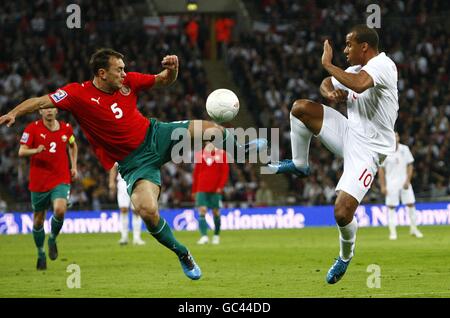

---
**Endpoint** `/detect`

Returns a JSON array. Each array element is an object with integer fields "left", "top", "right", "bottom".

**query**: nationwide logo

[{"left": 120, "top": 85, "right": 131, "bottom": 96}]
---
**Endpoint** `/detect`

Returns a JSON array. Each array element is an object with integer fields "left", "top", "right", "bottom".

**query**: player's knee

[
  {"left": 53, "top": 207, "right": 66, "bottom": 218},
  {"left": 33, "top": 216, "right": 44, "bottom": 228},
  {"left": 135, "top": 202, "right": 158, "bottom": 220},
  {"left": 334, "top": 201, "right": 354, "bottom": 225},
  {"left": 291, "top": 99, "right": 314, "bottom": 120}
]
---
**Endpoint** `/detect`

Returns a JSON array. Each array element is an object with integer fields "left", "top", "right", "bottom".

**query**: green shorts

[
  {"left": 118, "top": 118, "right": 190, "bottom": 196},
  {"left": 31, "top": 183, "right": 70, "bottom": 212},
  {"left": 195, "top": 192, "right": 222, "bottom": 209}
]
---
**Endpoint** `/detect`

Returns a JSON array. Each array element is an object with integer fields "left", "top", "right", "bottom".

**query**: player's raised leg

[
  {"left": 267, "top": 99, "right": 322, "bottom": 176},
  {"left": 131, "top": 179, "right": 201, "bottom": 280},
  {"left": 187, "top": 120, "right": 268, "bottom": 162},
  {"left": 326, "top": 191, "right": 358, "bottom": 284},
  {"left": 32, "top": 211, "right": 47, "bottom": 270}
]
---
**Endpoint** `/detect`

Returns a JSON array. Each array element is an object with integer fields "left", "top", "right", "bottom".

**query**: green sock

[
  {"left": 32, "top": 225, "right": 45, "bottom": 258},
  {"left": 198, "top": 215, "right": 208, "bottom": 236},
  {"left": 49, "top": 215, "right": 64, "bottom": 241},
  {"left": 146, "top": 218, "right": 188, "bottom": 257},
  {"left": 213, "top": 215, "right": 221, "bottom": 235}
]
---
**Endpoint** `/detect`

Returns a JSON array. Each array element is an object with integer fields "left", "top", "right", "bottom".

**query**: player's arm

[
  {"left": 0, "top": 95, "right": 54, "bottom": 127},
  {"left": 320, "top": 76, "right": 348, "bottom": 103},
  {"left": 321, "top": 40, "right": 374, "bottom": 93},
  {"left": 18, "top": 144, "right": 45, "bottom": 157},
  {"left": 154, "top": 55, "right": 179, "bottom": 88},
  {"left": 68, "top": 136, "right": 78, "bottom": 179},
  {"left": 378, "top": 166, "right": 387, "bottom": 195}
]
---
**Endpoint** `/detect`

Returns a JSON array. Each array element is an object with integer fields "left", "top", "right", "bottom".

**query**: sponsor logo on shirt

[
  {"left": 120, "top": 85, "right": 131, "bottom": 96},
  {"left": 40, "top": 133, "right": 46, "bottom": 139},
  {"left": 50, "top": 89, "right": 68, "bottom": 103},
  {"left": 20, "top": 132, "right": 29, "bottom": 143}
]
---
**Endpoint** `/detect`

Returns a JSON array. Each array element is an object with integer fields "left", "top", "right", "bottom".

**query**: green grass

[{"left": 1, "top": 226, "right": 450, "bottom": 298}]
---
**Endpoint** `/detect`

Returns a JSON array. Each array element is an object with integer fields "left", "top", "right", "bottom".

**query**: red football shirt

[
  {"left": 192, "top": 149, "right": 229, "bottom": 194},
  {"left": 48, "top": 72, "right": 155, "bottom": 170},
  {"left": 20, "top": 120, "right": 74, "bottom": 192}
]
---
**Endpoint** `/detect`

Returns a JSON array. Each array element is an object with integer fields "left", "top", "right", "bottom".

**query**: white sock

[
  {"left": 388, "top": 208, "right": 397, "bottom": 236},
  {"left": 407, "top": 206, "right": 417, "bottom": 231},
  {"left": 120, "top": 212, "right": 129, "bottom": 240},
  {"left": 132, "top": 213, "right": 143, "bottom": 240},
  {"left": 338, "top": 217, "right": 357, "bottom": 261},
  {"left": 290, "top": 113, "right": 312, "bottom": 168}
]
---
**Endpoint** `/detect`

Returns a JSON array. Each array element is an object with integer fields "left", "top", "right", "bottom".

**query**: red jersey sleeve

[
  {"left": 48, "top": 83, "right": 80, "bottom": 111},
  {"left": 20, "top": 123, "right": 35, "bottom": 147},
  {"left": 125, "top": 72, "right": 156, "bottom": 93}
]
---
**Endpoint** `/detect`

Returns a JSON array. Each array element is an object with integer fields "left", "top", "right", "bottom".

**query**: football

[{"left": 206, "top": 88, "right": 240, "bottom": 123}]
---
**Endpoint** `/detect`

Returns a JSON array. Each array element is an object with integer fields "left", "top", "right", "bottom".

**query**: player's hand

[
  {"left": 403, "top": 182, "right": 410, "bottom": 190},
  {"left": 216, "top": 188, "right": 223, "bottom": 194},
  {"left": 35, "top": 145, "right": 46, "bottom": 154},
  {"left": 322, "top": 39, "right": 333, "bottom": 68},
  {"left": 328, "top": 89, "right": 348, "bottom": 103},
  {"left": 191, "top": 193, "right": 196, "bottom": 201},
  {"left": 71, "top": 168, "right": 78, "bottom": 180},
  {"left": 161, "top": 55, "right": 179, "bottom": 71},
  {"left": 0, "top": 113, "right": 16, "bottom": 127}
]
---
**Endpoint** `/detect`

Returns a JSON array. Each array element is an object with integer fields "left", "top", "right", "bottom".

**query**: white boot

[
  {"left": 212, "top": 235, "right": 220, "bottom": 245},
  {"left": 197, "top": 236, "right": 209, "bottom": 245}
]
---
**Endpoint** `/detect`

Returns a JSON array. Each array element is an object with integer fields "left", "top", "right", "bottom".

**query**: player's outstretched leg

[
  {"left": 32, "top": 212, "right": 46, "bottom": 270},
  {"left": 267, "top": 100, "right": 322, "bottom": 176},
  {"left": 48, "top": 198, "right": 67, "bottom": 261},
  {"left": 132, "top": 180, "right": 201, "bottom": 280},
  {"left": 326, "top": 192, "right": 358, "bottom": 284},
  {"left": 188, "top": 120, "right": 268, "bottom": 163}
]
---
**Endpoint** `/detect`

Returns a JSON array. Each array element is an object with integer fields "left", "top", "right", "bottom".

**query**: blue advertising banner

[{"left": 1, "top": 202, "right": 449, "bottom": 235}]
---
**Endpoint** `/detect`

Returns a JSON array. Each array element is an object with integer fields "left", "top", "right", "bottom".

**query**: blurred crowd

[
  {"left": 227, "top": 0, "right": 450, "bottom": 205},
  {"left": 0, "top": 0, "right": 258, "bottom": 211}
]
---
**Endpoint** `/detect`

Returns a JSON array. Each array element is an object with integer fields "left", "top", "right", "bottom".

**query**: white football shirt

[
  {"left": 380, "top": 143, "right": 414, "bottom": 188},
  {"left": 331, "top": 52, "right": 398, "bottom": 155}
]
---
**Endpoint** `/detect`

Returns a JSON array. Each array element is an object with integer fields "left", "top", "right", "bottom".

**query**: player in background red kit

[
  {"left": 19, "top": 108, "right": 78, "bottom": 270},
  {"left": 0, "top": 48, "right": 266, "bottom": 280},
  {"left": 192, "top": 142, "right": 229, "bottom": 245}
]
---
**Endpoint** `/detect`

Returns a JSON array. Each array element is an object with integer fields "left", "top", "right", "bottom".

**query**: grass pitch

[{"left": 1, "top": 226, "right": 450, "bottom": 298}]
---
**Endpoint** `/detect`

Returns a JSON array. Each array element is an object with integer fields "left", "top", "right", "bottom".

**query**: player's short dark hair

[
  {"left": 350, "top": 25, "right": 379, "bottom": 50},
  {"left": 89, "top": 48, "right": 124, "bottom": 76}
]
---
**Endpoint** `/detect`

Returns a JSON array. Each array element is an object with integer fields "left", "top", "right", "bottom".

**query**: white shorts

[
  {"left": 385, "top": 184, "right": 415, "bottom": 206},
  {"left": 117, "top": 178, "right": 134, "bottom": 210},
  {"left": 318, "top": 105, "right": 384, "bottom": 203}
]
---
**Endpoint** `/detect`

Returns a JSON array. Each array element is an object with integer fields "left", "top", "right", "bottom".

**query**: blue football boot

[
  {"left": 267, "top": 159, "right": 311, "bottom": 177},
  {"left": 179, "top": 253, "right": 202, "bottom": 280},
  {"left": 326, "top": 257, "right": 351, "bottom": 284}
]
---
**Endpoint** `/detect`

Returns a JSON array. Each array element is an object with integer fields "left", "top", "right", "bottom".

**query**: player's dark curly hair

[
  {"left": 350, "top": 25, "right": 379, "bottom": 50},
  {"left": 89, "top": 48, "right": 124, "bottom": 76}
]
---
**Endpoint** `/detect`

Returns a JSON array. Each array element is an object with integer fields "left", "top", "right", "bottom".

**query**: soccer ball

[{"left": 206, "top": 88, "right": 240, "bottom": 123}]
